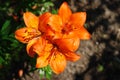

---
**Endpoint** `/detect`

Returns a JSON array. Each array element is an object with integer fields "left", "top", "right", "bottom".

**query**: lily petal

[
  {"left": 44, "top": 28, "right": 62, "bottom": 41},
  {"left": 50, "top": 49, "right": 66, "bottom": 74},
  {"left": 36, "top": 51, "right": 51, "bottom": 68},
  {"left": 58, "top": 2, "right": 72, "bottom": 23},
  {"left": 43, "top": 40, "right": 53, "bottom": 52},
  {"left": 55, "top": 37, "right": 80, "bottom": 52},
  {"left": 63, "top": 51, "right": 80, "bottom": 62},
  {"left": 39, "top": 12, "right": 52, "bottom": 32},
  {"left": 74, "top": 27, "right": 91, "bottom": 40},
  {"left": 63, "top": 30, "right": 78, "bottom": 39},
  {"left": 23, "top": 12, "right": 39, "bottom": 29},
  {"left": 26, "top": 38, "right": 38, "bottom": 57},
  {"left": 15, "top": 27, "right": 41, "bottom": 43},
  {"left": 48, "top": 15, "right": 63, "bottom": 32},
  {"left": 15, "top": 27, "right": 28, "bottom": 43},
  {"left": 70, "top": 12, "right": 86, "bottom": 28},
  {"left": 33, "top": 37, "right": 46, "bottom": 56}
]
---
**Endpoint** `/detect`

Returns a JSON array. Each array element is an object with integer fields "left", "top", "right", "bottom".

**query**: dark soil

[{"left": 7, "top": 0, "right": 120, "bottom": 80}]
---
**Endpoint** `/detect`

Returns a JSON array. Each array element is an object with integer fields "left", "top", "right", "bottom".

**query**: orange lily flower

[
  {"left": 15, "top": 12, "right": 40, "bottom": 44},
  {"left": 59, "top": 2, "right": 90, "bottom": 38},
  {"left": 15, "top": 12, "right": 48, "bottom": 57},
  {"left": 15, "top": 12, "right": 66, "bottom": 74},
  {"left": 44, "top": 2, "right": 91, "bottom": 59},
  {"left": 47, "top": 2, "right": 91, "bottom": 51},
  {"left": 15, "top": 2, "right": 91, "bottom": 74},
  {"left": 48, "top": 2, "right": 91, "bottom": 39}
]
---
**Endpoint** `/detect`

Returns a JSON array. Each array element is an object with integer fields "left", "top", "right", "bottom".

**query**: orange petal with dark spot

[
  {"left": 36, "top": 51, "right": 51, "bottom": 68},
  {"left": 15, "top": 27, "right": 41, "bottom": 43},
  {"left": 50, "top": 49, "right": 66, "bottom": 74},
  {"left": 62, "top": 30, "right": 78, "bottom": 39},
  {"left": 33, "top": 37, "right": 53, "bottom": 56},
  {"left": 43, "top": 40, "right": 53, "bottom": 52},
  {"left": 44, "top": 28, "right": 63, "bottom": 41},
  {"left": 39, "top": 12, "right": 52, "bottom": 32},
  {"left": 58, "top": 2, "right": 72, "bottom": 23},
  {"left": 23, "top": 12, "right": 39, "bottom": 29},
  {"left": 15, "top": 27, "right": 29, "bottom": 43}
]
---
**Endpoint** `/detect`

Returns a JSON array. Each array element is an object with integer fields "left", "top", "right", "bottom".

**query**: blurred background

[{"left": 0, "top": 0, "right": 120, "bottom": 80}]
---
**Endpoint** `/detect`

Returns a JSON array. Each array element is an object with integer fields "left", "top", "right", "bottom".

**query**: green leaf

[
  {"left": 45, "top": 65, "right": 52, "bottom": 80},
  {"left": 39, "top": 68, "right": 45, "bottom": 79},
  {"left": 1, "top": 20, "right": 11, "bottom": 35},
  {"left": 97, "top": 64, "right": 104, "bottom": 72},
  {"left": 51, "top": 9, "right": 58, "bottom": 14},
  {"left": 0, "top": 56, "right": 4, "bottom": 65},
  {"left": 38, "top": 65, "right": 52, "bottom": 80},
  {"left": 44, "top": 2, "right": 54, "bottom": 7}
]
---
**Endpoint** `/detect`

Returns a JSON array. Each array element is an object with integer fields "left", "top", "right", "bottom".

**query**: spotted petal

[
  {"left": 15, "top": 27, "right": 41, "bottom": 43},
  {"left": 36, "top": 51, "right": 51, "bottom": 68},
  {"left": 39, "top": 12, "right": 52, "bottom": 32},
  {"left": 15, "top": 27, "right": 28, "bottom": 43},
  {"left": 44, "top": 28, "right": 62, "bottom": 41},
  {"left": 50, "top": 49, "right": 66, "bottom": 74}
]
